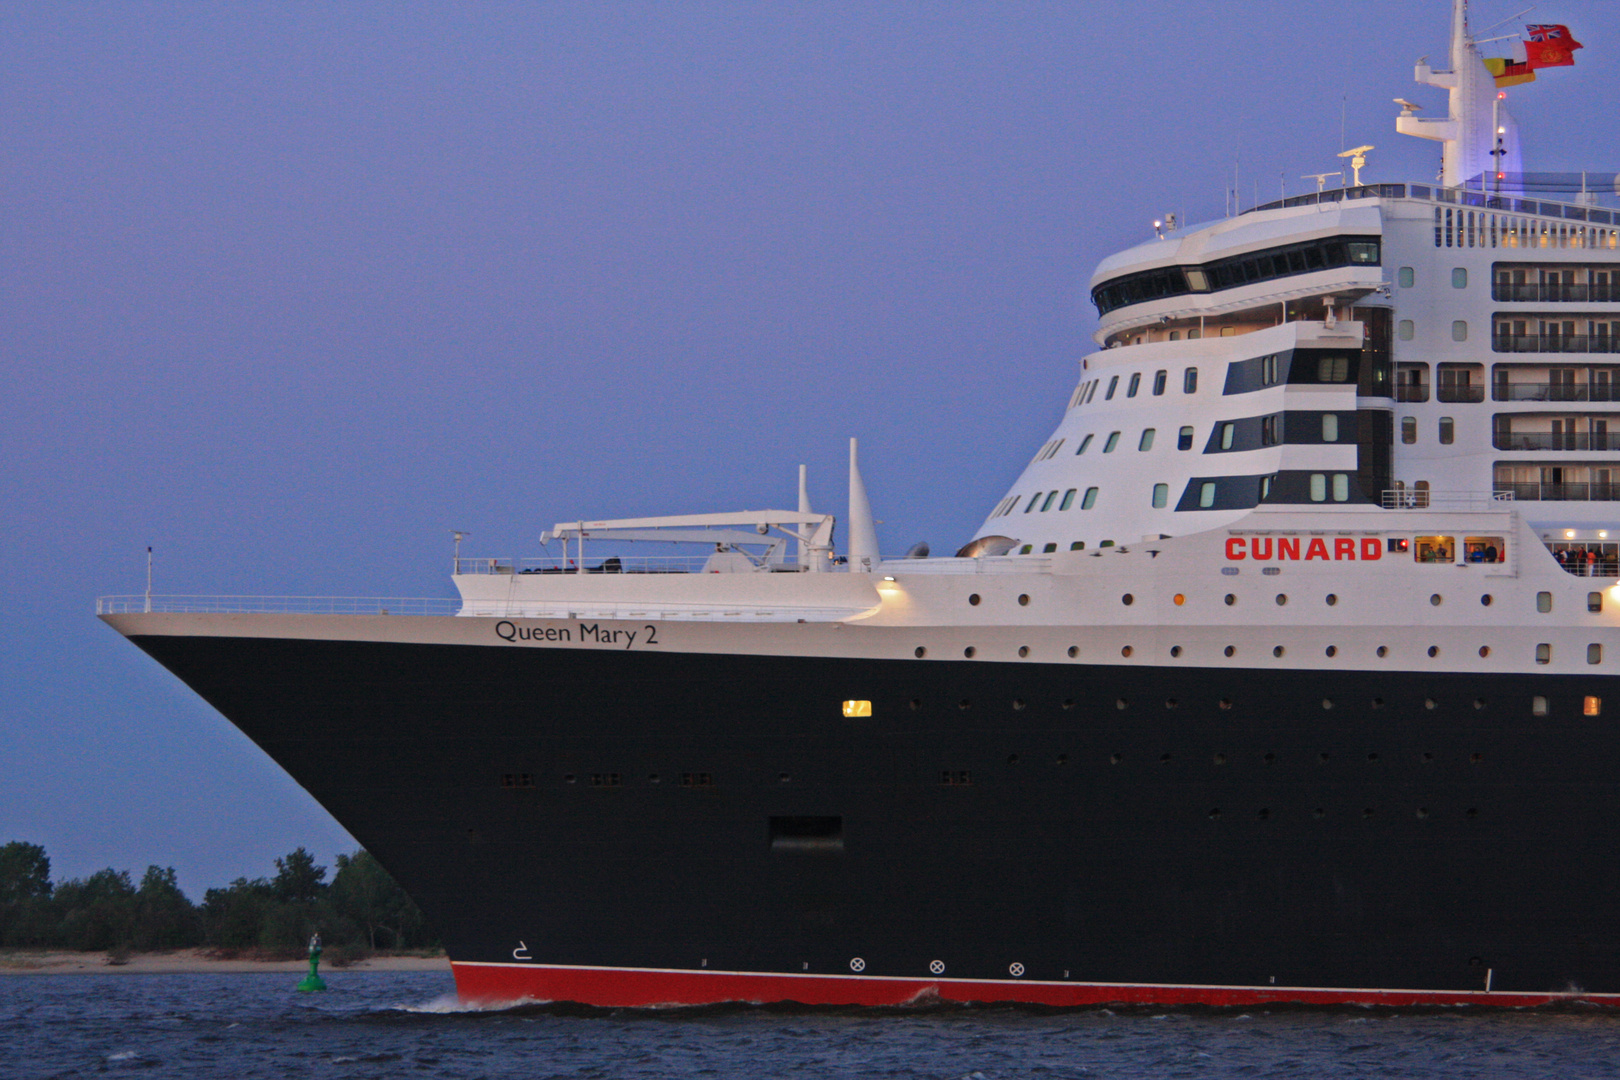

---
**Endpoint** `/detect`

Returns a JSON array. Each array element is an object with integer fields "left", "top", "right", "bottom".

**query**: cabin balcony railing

[
  {"left": 1491, "top": 382, "right": 1620, "bottom": 402},
  {"left": 1492, "top": 482, "right": 1620, "bottom": 501},
  {"left": 1492, "top": 432, "right": 1617, "bottom": 451},
  {"left": 1379, "top": 490, "right": 1516, "bottom": 510},
  {"left": 1492, "top": 283, "right": 1620, "bottom": 303},
  {"left": 1436, "top": 385, "right": 1485, "bottom": 403},
  {"left": 1394, "top": 385, "right": 1430, "bottom": 402},
  {"left": 1492, "top": 334, "right": 1620, "bottom": 354}
]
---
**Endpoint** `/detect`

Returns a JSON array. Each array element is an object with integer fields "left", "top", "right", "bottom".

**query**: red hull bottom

[{"left": 451, "top": 962, "right": 1620, "bottom": 1010}]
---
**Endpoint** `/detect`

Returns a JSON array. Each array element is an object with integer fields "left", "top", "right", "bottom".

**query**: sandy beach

[{"left": 0, "top": 948, "right": 450, "bottom": 975}]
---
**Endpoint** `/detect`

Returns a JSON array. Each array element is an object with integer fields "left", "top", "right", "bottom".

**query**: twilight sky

[{"left": 4, "top": 1, "right": 1616, "bottom": 899}]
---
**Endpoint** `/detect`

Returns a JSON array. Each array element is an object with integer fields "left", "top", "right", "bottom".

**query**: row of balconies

[{"left": 1493, "top": 283, "right": 1619, "bottom": 303}]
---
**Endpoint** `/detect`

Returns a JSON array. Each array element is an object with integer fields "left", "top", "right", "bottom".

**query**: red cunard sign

[{"left": 1225, "top": 536, "right": 1383, "bottom": 561}]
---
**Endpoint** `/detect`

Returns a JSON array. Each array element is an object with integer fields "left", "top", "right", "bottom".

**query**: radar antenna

[
  {"left": 1302, "top": 171, "right": 1342, "bottom": 194},
  {"left": 1337, "top": 145, "right": 1375, "bottom": 186}
]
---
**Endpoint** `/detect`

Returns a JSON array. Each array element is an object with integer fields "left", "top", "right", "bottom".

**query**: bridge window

[
  {"left": 1082, "top": 487, "right": 1099, "bottom": 510},
  {"left": 1104, "top": 432, "right": 1121, "bottom": 453},
  {"left": 1128, "top": 373, "right": 1141, "bottom": 397},
  {"left": 1105, "top": 376, "right": 1119, "bottom": 400},
  {"left": 1060, "top": 489, "right": 1078, "bottom": 511},
  {"left": 1076, "top": 433, "right": 1094, "bottom": 455}
]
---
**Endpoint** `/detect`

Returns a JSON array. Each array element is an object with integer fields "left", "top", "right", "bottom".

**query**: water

[{"left": 6, "top": 971, "right": 1620, "bottom": 1078}]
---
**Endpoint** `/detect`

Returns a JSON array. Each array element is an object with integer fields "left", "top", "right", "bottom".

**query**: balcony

[
  {"left": 1493, "top": 283, "right": 1620, "bottom": 303},
  {"left": 1493, "top": 481, "right": 1620, "bottom": 501},
  {"left": 1394, "top": 385, "right": 1430, "bottom": 403},
  {"left": 1493, "top": 334, "right": 1620, "bottom": 355},
  {"left": 1493, "top": 432, "right": 1617, "bottom": 451},
  {"left": 1436, "top": 385, "right": 1485, "bottom": 403},
  {"left": 1492, "top": 382, "right": 1620, "bottom": 402}
]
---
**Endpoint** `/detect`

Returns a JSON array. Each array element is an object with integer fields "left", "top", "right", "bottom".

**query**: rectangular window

[
  {"left": 1589, "top": 644, "right": 1603, "bottom": 665},
  {"left": 1586, "top": 695, "right": 1603, "bottom": 716},
  {"left": 1398, "top": 319, "right": 1414, "bottom": 340},
  {"left": 1536, "top": 643, "right": 1552, "bottom": 665},
  {"left": 1309, "top": 473, "right": 1327, "bottom": 501},
  {"left": 1452, "top": 267, "right": 1468, "bottom": 288},
  {"left": 1105, "top": 376, "right": 1119, "bottom": 400},
  {"left": 1261, "top": 415, "right": 1278, "bottom": 446},
  {"left": 1322, "top": 414, "right": 1339, "bottom": 442},
  {"left": 1415, "top": 536, "right": 1455, "bottom": 562},
  {"left": 1398, "top": 266, "right": 1415, "bottom": 288},
  {"left": 1153, "top": 370, "right": 1167, "bottom": 395},
  {"left": 1177, "top": 426, "right": 1194, "bottom": 450},
  {"left": 769, "top": 816, "right": 844, "bottom": 852},
  {"left": 1452, "top": 320, "right": 1469, "bottom": 342},
  {"left": 1439, "top": 417, "right": 1454, "bottom": 444},
  {"left": 1537, "top": 591, "right": 1553, "bottom": 613},
  {"left": 1059, "top": 488, "right": 1077, "bottom": 511},
  {"left": 1127, "top": 373, "right": 1141, "bottom": 397},
  {"left": 1317, "top": 355, "right": 1350, "bottom": 383},
  {"left": 841, "top": 700, "right": 872, "bottom": 717},
  {"left": 1076, "top": 433, "right": 1094, "bottom": 455},
  {"left": 1081, "top": 487, "right": 1098, "bottom": 510},
  {"left": 1152, "top": 483, "right": 1168, "bottom": 508},
  {"left": 1401, "top": 416, "right": 1417, "bottom": 444},
  {"left": 1198, "top": 481, "right": 1217, "bottom": 508},
  {"left": 1332, "top": 473, "right": 1350, "bottom": 501},
  {"left": 1025, "top": 493, "right": 1043, "bottom": 513},
  {"left": 1533, "top": 695, "right": 1549, "bottom": 716},
  {"left": 1138, "top": 428, "right": 1155, "bottom": 451},
  {"left": 1591, "top": 591, "right": 1604, "bottom": 613},
  {"left": 1184, "top": 368, "right": 1198, "bottom": 393},
  {"left": 1220, "top": 423, "right": 1235, "bottom": 450},
  {"left": 1103, "top": 432, "right": 1120, "bottom": 453},
  {"left": 1040, "top": 491, "right": 1058, "bottom": 511}
]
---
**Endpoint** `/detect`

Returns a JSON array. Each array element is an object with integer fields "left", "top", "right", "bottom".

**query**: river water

[{"left": 6, "top": 971, "right": 1620, "bottom": 1078}]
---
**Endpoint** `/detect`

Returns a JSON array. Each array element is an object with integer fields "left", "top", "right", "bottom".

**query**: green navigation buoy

[{"left": 296, "top": 933, "right": 328, "bottom": 992}]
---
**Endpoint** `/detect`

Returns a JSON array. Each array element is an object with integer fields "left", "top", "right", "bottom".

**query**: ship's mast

[{"left": 1395, "top": 0, "right": 1521, "bottom": 187}]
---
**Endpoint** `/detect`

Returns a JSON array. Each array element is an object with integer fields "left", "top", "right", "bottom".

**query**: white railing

[
  {"left": 96, "top": 595, "right": 462, "bottom": 616},
  {"left": 1379, "top": 490, "right": 1516, "bottom": 511}
]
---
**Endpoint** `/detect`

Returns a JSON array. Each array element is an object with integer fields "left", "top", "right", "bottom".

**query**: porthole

[
  {"left": 1275, "top": 594, "right": 1288, "bottom": 606},
  {"left": 1214, "top": 753, "right": 1227, "bottom": 765},
  {"left": 909, "top": 698, "right": 921, "bottom": 710},
  {"left": 1473, "top": 698, "right": 1485, "bottom": 710},
  {"left": 1121, "top": 645, "right": 1134, "bottom": 657},
  {"left": 1170, "top": 645, "right": 1183, "bottom": 657},
  {"left": 1218, "top": 698, "right": 1233, "bottom": 710},
  {"left": 1322, "top": 699, "right": 1334, "bottom": 710},
  {"left": 968, "top": 593, "right": 981, "bottom": 606},
  {"left": 1424, "top": 698, "right": 1437, "bottom": 710},
  {"left": 1325, "top": 594, "right": 1338, "bottom": 606},
  {"left": 1017, "top": 594, "right": 1030, "bottom": 607},
  {"left": 1164, "top": 698, "right": 1178, "bottom": 709},
  {"left": 964, "top": 646, "right": 976, "bottom": 658},
  {"left": 1325, "top": 645, "right": 1338, "bottom": 658},
  {"left": 1272, "top": 645, "right": 1285, "bottom": 658},
  {"left": 1376, "top": 646, "right": 1388, "bottom": 658},
  {"left": 1173, "top": 593, "right": 1185, "bottom": 606},
  {"left": 914, "top": 646, "right": 927, "bottom": 658},
  {"left": 1122, "top": 593, "right": 1134, "bottom": 606},
  {"left": 1067, "top": 645, "right": 1079, "bottom": 658},
  {"left": 1115, "top": 697, "right": 1129, "bottom": 710},
  {"left": 1223, "top": 645, "right": 1236, "bottom": 657},
  {"left": 1061, "top": 698, "right": 1075, "bottom": 710},
  {"left": 1224, "top": 593, "right": 1236, "bottom": 606},
  {"left": 1427, "top": 646, "right": 1439, "bottom": 658},
  {"left": 1481, "top": 594, "right": 1493, "bottom": 607},
  {"left": 1012, "top": 699, "right": 1026, "bottom": 711},
  {"left": 958, "top": 699, "right": 972, "bottom": 710},
  {"left": 1017, "top": 645, "right": 1030, "bottom": 658},
  {"left": 1479, "top": 646, "right": 1490, "bottom": 658},
  {"left": 1430, "top": 594, "right": 1442, "bottom": 607}
]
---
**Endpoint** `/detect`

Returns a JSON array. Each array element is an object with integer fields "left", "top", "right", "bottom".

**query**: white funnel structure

[{"left": 847, "top": 438, "right": 880, "bottom": 573}]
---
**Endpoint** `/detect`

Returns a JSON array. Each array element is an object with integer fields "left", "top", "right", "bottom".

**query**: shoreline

[{"left": 0, "top": 947, "right": 450, "bottom": 976}]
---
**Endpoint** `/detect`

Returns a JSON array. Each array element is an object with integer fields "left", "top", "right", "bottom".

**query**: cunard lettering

[{"left": 1225, "top": 537, "right": 1383, "bottom": 562}]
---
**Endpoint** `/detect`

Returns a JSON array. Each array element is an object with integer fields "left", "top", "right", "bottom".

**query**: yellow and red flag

[{"left": 1483, "top": 56, "right": 1536, "bottom": 88}]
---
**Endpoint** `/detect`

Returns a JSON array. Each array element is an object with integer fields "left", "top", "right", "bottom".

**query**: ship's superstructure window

[
  {"left": 1139, "top": 428, "right": 1155, "bottom": 451},
  {"left": 1533, "top": 695, "right": 1549, "bottom": 716},
  {"left": 1106, "top": 376, "right": 1119, "bottom": 400},
  {"left": 1024, "top": 493, "right": 1042, "bottom": 513},
  {"left": 1082, "top": 487, "right": 1098, "bottom": 509},
  {"left": 1059, "top": 488, "right": 1077, "bottom": 510},
  {"left": 1322, "top": 414, "right": 1339, "bottom": 441},
  {"left": 1076, "top": 434, "right": 1094, "bottom": 455},
  {"left": 1152, "top": 483, "right": 1168, "bottom": 508},
  {"left": 1537, "top": 591, "right": 1553, "bottom": 613},
  {"left": 1399, "top": 320, "right": 1415, "bottom": 340},
  {"left": 1316, "top": 355, "right": 1351, "bottom": 383},
  {"left": 1536, "top": 643, "right": 1552, "bottom": 665},
  {"left": 1439, "top": 417, "right": 1454, "bottom": 444},
  {"left": 1415, "top": 536, "right": 1454, "bottom": 562},
  {"left": 1090, "top": 235, "right": 1381, "bottom": 315},
  {"left": 1199, "top": 482, "right": 1216, "bottom": 508},
  {"left": 1178, "top": 426, "right": 1194, "bottom": 450},
  {"left": 1402, "top": 417, "right": 1417, "bottom": 444},
  {"left": 1104, "top": 432, "right": 1120, "bottom": 453},
  {"left": 1153, "top": 370, "right": 1167, "bottom": 395},
  {"left": 1453, "top": 320, "right": 1469, "bottom": 342},
  {"left": 841, "top": 700, "right": 871, "bottom": 717},
  {"left": 1220, "top": 423, "right": 1235, "bottom": 450},
  {"left": 1589, "top": 644, "right": 1603, "bottom": 665},
  {"left": 1399, "top": 267, "right": 1415, "bottom": 288},
  {"left": 1128, "top": 373, "right": 1141, "bottom": 397},
  {"left": 1260, "top": 415, "right": 1279, "bottom": 446},
  {"left": 1453, "top": 268, "right": 1468, "bottom": 289},
  {"left": 1040, "top": 492, "right": 1058, "bottom": 511},
  {"left": 1465, "top": 536, "right": 1504, "bottom": 562},
  {"left": 1590, "top": 591, "right": 1604, "bottom": 613},
  {"left": 1308, "top": 474, "right": 1352, "bottom": 502},
  {"left": 1184, "top": 368, "right": 1198, "bottom": 393},
  {"left": 1262, "top": 355, "right": 1280, "bottom": 385}
]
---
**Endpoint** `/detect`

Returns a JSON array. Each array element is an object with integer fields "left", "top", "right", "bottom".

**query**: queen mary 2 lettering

[
  {"left": 101, "top": 2, "right": 1620, "bottom": 1009},
  {"left": 1224, "top": 536, "right": 1384, "bottom": 561}
]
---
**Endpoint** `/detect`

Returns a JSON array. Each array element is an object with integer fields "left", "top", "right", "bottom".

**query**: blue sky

[{"left": 4, "top": 1, "right": 1615, "bottom": 898}]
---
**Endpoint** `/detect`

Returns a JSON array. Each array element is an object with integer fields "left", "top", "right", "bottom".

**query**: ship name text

[{"left": 495, "top": 621, "right": 659, "bottom": 649}]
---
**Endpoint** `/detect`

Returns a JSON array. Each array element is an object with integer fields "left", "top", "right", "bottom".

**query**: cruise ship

[{"left": 102, "top": 2, "right": 1620, "bottom": 1007}]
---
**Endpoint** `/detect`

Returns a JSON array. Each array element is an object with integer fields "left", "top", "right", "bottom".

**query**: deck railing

[{"left": 96, "top": 595, "right": 462, "bottom": 616}]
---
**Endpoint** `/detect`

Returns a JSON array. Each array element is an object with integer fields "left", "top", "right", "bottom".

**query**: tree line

[{"left": 0, "top": 841, "right": 435, "bottom": 956}]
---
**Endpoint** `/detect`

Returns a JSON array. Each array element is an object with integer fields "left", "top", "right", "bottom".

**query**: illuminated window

[
  {"left": 841, "top": 700, "right": 872, "bottom": 717},
  {"left": 1586, "top": 695, "right": 1603, "bottom": 716}
]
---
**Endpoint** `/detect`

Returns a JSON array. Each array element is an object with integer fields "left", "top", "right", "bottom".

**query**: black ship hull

[{"left": 127, "top": 629, "right": 1620, "bottom": 1007}]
